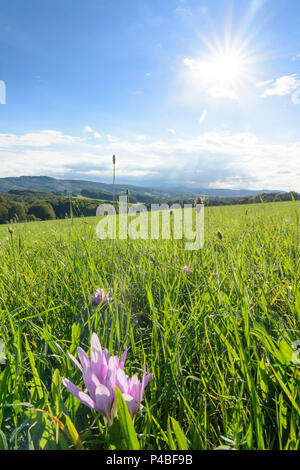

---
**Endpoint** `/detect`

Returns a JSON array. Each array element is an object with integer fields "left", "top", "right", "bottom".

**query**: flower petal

[
  {"left": 82, "top": 368, "right": 101, "bottom": 401},
  {"left": 67, "top": 352, "right": 83, "bottom": 372},
  {"left": 122, "top": 393, "right": 139, "bottom": 419},
  {"left": 116, "top": 368, "right": 129, "bottom": 394},
  {"left": 91, "top": 333, "right": 102, "bottom": 352},
  {"left": 95, "top": 384, "right": 113, "bottom": 418},
  {"left": 77, "top": 347, "right": 90, "bottom": 370},
  {"left": 62, "top": 378, "right": 95, "bottom": 410},
  {"left": 119, "top": 347, "right": 128, "bottom": 369}
]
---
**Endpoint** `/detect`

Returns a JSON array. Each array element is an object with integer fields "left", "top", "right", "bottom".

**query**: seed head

[
  {"left": 217, "top": 231, "right": 223, "bottom": 240},
  {"left": 8, "top": 226, "right": 14, "bottom": 235},
  {"left": 112, "top": 154, "right": 116, "bottom": 164}
]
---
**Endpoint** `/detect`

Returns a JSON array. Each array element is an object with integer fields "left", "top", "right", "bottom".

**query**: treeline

[
  {"left": 0, "top": 190, "right": 299, "bottom": 225},
  {"left": 167, "top": 191, "right": 300, "bottom": 208},
  {"left": 0, "top": 192, "right": 113, "bottom": 224}
]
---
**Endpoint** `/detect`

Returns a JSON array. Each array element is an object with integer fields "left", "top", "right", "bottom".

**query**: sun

[
  {"left": 183, "top": 33, "right": 258, "bottom": 100},
  {"left": 205, "top": 51, "right": 245, "bottom": 86}
]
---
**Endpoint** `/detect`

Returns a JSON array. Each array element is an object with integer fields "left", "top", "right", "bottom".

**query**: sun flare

[
  {"left": 205, "top": 51, "right": 245, "bottom": 86},
  {"left": 183, "top": 28, "right": 258, "bottom": 101},
  {"left": 184, "top": 46, "right": 249, "bottom": 100}
]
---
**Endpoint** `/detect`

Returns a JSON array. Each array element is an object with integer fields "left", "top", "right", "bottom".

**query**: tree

[
  {"left": 28, "top": 202, "right": 56, "bottom": 221},
  {"left": 7, "top": 201, "right": 27, "bottom": 222},
  {"left": 0, "top": 203, "right": 8, "bottom": 223}
]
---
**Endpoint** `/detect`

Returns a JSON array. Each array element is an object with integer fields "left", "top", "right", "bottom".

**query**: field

[{"left": 0, "top": 201, "right": 299, "bottom": 450}]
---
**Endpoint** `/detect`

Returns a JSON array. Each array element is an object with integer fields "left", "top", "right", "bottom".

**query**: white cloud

[
  {"left": 260, "top": 74, "right": 300, "bottom": 98},
  {"left": 83, "top": 125, "right": 93, "bottom": 133},
  {"left": 93, "top": 132, "right": 102, "bottom": 139},
  {"left": 136, "top": 135, "right": 147, "bottom": 141},
  {"left": 0, "top": 130, "right": 81, "bottom": 148},
  {"left": 83, "top": 126, "right": 102, "bottom": 139},
  {"left": 167, "top": 128, "right": 176, "bottom": 135},
  {"left": 256, "top": 79, "right": 274, "bottom": 88},
  {"left": 106, "top": 134, "right": 121, "bottom": 144},
  {"left": 1, "top": 128, "right": 299, "bottom": 191}
]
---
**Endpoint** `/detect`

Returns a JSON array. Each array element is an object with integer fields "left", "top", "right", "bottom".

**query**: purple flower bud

[
  {"left": 183, "top": 266, "right": 190, "bottom": 275},
  {"left": 91, "top": 288, "right": 113, "bottom": 306}
]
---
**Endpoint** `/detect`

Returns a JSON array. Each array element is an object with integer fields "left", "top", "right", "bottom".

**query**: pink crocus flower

[
  {"left": 62, "top": 333, "right": 153, "bottom": 423},
  {"left": 91, "top": 288, "right": 113, "bottom": 306},
  {"left": 183, "top": 266, "right": 190, "bottom": 275}
]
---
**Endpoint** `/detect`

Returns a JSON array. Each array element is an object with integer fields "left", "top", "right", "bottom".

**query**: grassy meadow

[{"left": 0, "top": 200, "right": 299, "bottom": 450}]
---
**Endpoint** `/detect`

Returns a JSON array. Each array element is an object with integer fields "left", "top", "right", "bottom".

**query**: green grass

[{"left": 0, "top": 201, "right": 299, "bottom": 450}]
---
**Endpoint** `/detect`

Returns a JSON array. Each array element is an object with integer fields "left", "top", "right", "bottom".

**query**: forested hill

[{"left": 0, "top": 175, "right": 284, "bottom": 200}]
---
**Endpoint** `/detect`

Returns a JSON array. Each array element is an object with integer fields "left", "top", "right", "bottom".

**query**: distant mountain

[{"left": 0, "top": 175, "right": 284, "bottom": 200}]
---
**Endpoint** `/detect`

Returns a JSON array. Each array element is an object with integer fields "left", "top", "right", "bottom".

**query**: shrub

[{"left": 26, "top": 214, "right": 39, "bottom": 222}]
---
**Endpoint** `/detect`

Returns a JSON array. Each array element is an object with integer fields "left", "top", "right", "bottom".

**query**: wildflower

[
  {"left": 183, "top": 266, "right": 190, "bottom": 275},
  {"left": 62, "top": 333, "right": 153, "bottom": 422},
  {"left": 8, "top": 226, "right": 14, "bottom": 234},
  {"left": 91, "top": 288, "right": 113, "bottom": 306},
  {"left": 288, "top": 286, "right": 292, "bottom": 301},
  {"left": 217, "top": 231, "right": 223, "bottom": 240}
]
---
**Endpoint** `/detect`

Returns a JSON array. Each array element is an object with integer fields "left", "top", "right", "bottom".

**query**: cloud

[
  {"left": 259, "top": 74, "right": 300, "bottom": 98},
  {"left": 83, "top": 126, "right": 102, "bottom": 139},
  {"left": 167, "top": 128, "right": 176, "bottom": 135},
  {"left": 1, "top": 128, "right": 299, "bottom": 191},
  {"left": 93, "top": 132, "right": 102, "bottom": 139},
  {"left": 83, "top": 125, "right": 93, "bottom": 133},
  {"left": 256, "top": 79, "right": 274, "bottom": 88},
  {"left": 0, "top": 130, "right": 81, "bottom": 148}
]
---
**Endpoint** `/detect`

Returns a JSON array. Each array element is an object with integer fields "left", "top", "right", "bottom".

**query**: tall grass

[{"left": 0, "top": 201, "right": 299, "bottom": 450}]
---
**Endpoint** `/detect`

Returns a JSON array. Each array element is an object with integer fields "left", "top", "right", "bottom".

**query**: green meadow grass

[{"left": 0, "top": 201, "right": 299, "bottom": 450}]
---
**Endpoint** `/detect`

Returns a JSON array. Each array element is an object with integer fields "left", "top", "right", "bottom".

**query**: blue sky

[{"left": 0, "top": 0, "right": 300, "bottom": 190}]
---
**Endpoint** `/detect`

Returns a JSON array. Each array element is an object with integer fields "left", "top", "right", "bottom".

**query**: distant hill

[{"left": 0, "top": 175, "right": 284, "bottom": 200}]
